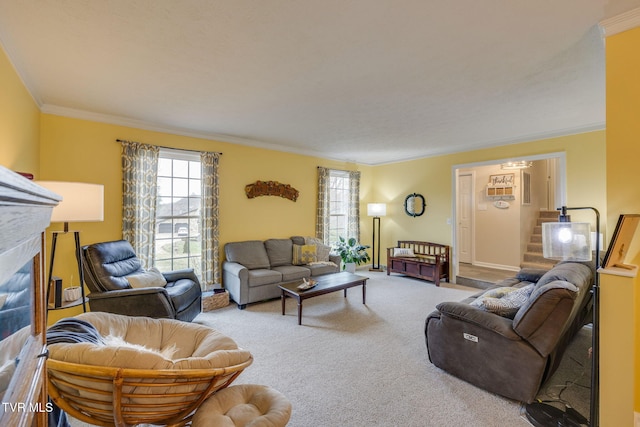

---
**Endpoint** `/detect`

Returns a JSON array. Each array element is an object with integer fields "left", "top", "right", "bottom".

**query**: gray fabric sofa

[
  {"left": 425, "top": 261, "right": 593, "bottom": 403},
  {"left": 223, "top": 236, "right": 340, "bottom": 309}
]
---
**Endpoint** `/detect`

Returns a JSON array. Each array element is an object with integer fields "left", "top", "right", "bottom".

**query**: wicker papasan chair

[{"left": 46, "top": 312, "right": 253, "bottom": 427}]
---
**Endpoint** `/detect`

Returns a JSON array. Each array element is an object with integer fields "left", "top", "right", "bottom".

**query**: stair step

[
  {"left": 523, "top": 252, "right": 552, "bottom": 263},
  {"left": 539, "top": 210, "right": 560, "bottom": 219},
  {"left": 520, "top": 260, "right": 557, "bottom": 270},
  {"left": 527, "top": 242, "right": 543, "bottom": 252},
  {"left": 530, "top": 234, "right": 542, "bottom": 243}
]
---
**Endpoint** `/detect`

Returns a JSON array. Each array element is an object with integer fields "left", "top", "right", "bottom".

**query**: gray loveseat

[
  {"left": 425, "top": 261, "right": 593, "bottom": 403},
  {"left": 223, "top": 236, "right": 340, "bottom": 309}
]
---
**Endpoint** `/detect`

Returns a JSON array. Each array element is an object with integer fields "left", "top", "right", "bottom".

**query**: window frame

[{"left": 154, "top": 148, "right": 202, "bottom": 275}]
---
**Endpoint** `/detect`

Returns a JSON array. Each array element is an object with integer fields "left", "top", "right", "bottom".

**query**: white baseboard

[
  {"left": 635, "top": 411, "right": 640, "bottom": 427},
  {"left": 472, "top": 261, "right": 520, "bottom": 272}
]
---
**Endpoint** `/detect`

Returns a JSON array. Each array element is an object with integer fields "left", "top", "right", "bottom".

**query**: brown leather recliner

[
  {"left": 82, "top": 239, "right": 202, "bottom": 321},
  {"left": 425, "top": 261, "right": 593, "bottom": 403}
]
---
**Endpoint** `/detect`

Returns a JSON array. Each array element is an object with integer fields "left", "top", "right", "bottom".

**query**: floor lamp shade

[
  {"left": 368, "top": 203, "right": 386, "bottom": 271},
  {"left": 367, "top": 203, "right": 387, "bottom": 217},
  {"left": 36, "top": 181, "right": 104, "bottom": 224},
  {"left": 542, "top": 222, "right": 592, "bottom": 262}
]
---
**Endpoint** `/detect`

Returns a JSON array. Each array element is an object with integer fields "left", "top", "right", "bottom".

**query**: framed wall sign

[{"left": 489, "top": 173, "right": 515, "bottom": 186}]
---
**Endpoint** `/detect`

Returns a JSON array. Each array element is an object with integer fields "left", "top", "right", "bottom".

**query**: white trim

[
  {"left": 158, "top": 147, "right": 200, "bottom": 162},
  {"left": 450, "top": 152, "right": 567, "bottom": 276},
  {"left": 635, "top": 411, "right": 640, "bottom": 427},
  {"left": 600, "top": 7, "right": 640, "bottom": 37},
  {"left": 40, "top": 104, "right": 353, "bottom": 164},
  {"left": 41, "top": 103, "right": 603, "bottom": 167}
]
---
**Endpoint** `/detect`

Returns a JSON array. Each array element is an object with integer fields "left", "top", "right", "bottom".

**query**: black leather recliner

[{"left": 82, "top": 239, "right": 202, "bottom": 322}]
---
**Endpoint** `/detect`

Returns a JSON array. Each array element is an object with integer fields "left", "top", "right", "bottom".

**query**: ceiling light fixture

[{"left": 500, "top": 161, "right": 532, "bottom": 170}]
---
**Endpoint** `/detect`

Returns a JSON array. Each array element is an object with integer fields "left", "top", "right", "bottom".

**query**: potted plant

[{"left": 334, "top": 236, "right": 371, "bottom": 273}]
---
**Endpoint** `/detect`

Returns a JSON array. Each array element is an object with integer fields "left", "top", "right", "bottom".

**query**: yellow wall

[
  {"left": 605, "top": 24, "right": 640, "bottom": 424},
  {"left": 39, "top": 114, "right": 371, "bottom": 322},
  {"left": 0, "top": 44, "right": 40, "bottom": 173},
  {"left": 369, "top": 131, "right": 606, "bottom": 267}
]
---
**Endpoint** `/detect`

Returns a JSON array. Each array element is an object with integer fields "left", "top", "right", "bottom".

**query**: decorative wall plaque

[{"left": 245, "top": 180, "right": 299, "bottom": 202}]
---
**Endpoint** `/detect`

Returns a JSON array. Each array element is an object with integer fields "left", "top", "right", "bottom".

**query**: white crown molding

[
  {"left": 41, "top": 104, "right": 605, "bottom": 167},
  {"left": 40, "top": 103, "right": 352, "bottom": 162},
  {"left": 600, "top": 7, "right": 640, "bottom": 37}
]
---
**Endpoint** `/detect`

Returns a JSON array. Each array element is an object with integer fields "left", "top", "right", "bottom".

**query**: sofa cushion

[
  {"left": 247, "top": 269, "right": 283, "bottom": 287},
  {"left": 225, "top": 241, "right": 270, "bottom": 270},
  {"left": 292, "top": 244, "right": 317, "bottom": 265},
  {"left": 272, "top": 265, "right": 310, "bottom": 282},
  {"left": 264, "top": 239, "right": 294, "bottom": 267},
  {"left": 470, "top": 284, "right": 535, "bottom": 318},
  {"left": 306, "top": 262, "right": 339, "bottom": 276}
]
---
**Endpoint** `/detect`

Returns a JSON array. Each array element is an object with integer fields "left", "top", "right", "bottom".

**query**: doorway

[{"left": 451, "top": 153, "right": 566, "bottom": 279}]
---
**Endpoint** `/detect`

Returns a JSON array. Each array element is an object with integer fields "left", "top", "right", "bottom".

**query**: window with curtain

[
  {"left": 317, "top": 167, "right": 361, "bottom": 245},
  {"left": 155, "top": 149, "right": 202, "bottom": 275},
  {"left": 121, "top": 141, "right": 220, "bottom": 290}
]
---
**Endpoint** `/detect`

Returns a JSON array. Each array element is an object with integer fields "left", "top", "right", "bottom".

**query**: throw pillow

[
  {"left": 470, "top": 284, "right": 535, "bottom": 318},
  {"left": 126, "top": 267, "right": 168, "bottom": 289},
  {"left": 305, "top": 237, "right": 331, "bottom": 262},
  {"left": 393, "top": 247, "right": 416, "bottom": 257},
  {"left": 292, "top": 245, "right": 318, "bottom": 265}
]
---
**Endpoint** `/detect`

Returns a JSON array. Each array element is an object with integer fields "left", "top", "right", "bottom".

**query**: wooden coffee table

[{"left": 279, "top": 272, "right": 368, "bottom": 325}]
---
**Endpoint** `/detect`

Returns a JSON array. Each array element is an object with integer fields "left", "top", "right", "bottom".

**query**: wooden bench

[{"left": 386, "top": 241, "right": 450, "bottom": 286}]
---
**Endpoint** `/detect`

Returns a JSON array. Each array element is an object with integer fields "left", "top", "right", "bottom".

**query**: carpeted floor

[
  {"left": 194, "top": 271, "right": 532, "bottom": 426},
  {"left": 67, "top": 270, "right": 591, "bottom": 426}
]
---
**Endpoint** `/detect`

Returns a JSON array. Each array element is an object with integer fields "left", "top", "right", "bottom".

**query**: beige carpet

[
  {"left": 194, "top": 271, "right": 532, "bottom": 427},
  {"left": 67, "top": 271, "right": 590, "bottom": 426}
]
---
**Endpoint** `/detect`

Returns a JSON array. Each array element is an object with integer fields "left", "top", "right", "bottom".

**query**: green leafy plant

[{"left": 334, "top": 236, "right": 371, "bottom": 266}]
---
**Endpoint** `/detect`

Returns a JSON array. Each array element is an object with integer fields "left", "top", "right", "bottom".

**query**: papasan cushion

[
  {"left": 46, "top": 311, "right": 253, "bottom": 423},
  {"left": 192, "top": 384, "right": 292, "bottom": 427},
  {"left": 48, "top": 311, "right": 251, "bottom": 370}
]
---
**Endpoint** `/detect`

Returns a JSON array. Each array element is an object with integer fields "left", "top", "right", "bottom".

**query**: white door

[{"left": 458, "top": 173, "right": 473, "bottom": 264}]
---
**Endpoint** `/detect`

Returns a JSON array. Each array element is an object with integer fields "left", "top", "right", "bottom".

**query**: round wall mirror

[{"left": 404, "top": 193, "right": 426, "bottom": 217}]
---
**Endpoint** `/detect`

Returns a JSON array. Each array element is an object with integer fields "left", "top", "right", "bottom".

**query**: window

[
  {"left": 317, "top": 167, "right": 361, "bottom": 245},
  {"left": 155, "top": 150, "right": 202, "bottom": 276},
  {"left": 328, "top": 169, "right": 350, "bottom": 244}
]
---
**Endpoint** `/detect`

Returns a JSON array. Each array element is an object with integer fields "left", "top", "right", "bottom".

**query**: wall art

[{"left": 245, "top": 180, "right": 299, "bottom": 202}]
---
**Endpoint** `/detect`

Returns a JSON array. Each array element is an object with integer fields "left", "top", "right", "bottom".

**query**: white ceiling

[{"left": 1, "top": 1, "right": 639, "bottom": 165}]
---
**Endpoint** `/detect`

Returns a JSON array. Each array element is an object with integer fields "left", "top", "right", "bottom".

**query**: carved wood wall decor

[{"left": 245, "top": 180, "right": 299, "bottom": 202}]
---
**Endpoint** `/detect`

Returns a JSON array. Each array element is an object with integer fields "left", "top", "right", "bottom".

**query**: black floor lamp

[
  {"left": 367, "top": 203, "right": 386, "bottom": 271},
  {"left": 36, "top": 181, "right": 104, "bottom": 316},
  {"left": 525, "top": 206, "right": 600, "bottom": 427}
]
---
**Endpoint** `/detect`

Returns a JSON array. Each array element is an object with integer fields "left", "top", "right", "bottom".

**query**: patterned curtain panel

[
  {"left": 121, "top": 140, "right": 159, "bottom": 268},
  {"left": 200, "top": 151, "right": 220, "bottom": 290},
  {"left": 316, "top": 167, "right": 330, "bottom": 243},
  {"left": 348, "top": 170, "right": 361, "bottom": 241}
]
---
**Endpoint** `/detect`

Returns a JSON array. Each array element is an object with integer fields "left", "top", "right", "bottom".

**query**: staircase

[{"left": 521, "top": 210, "right": 559, "bottom": 270}]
